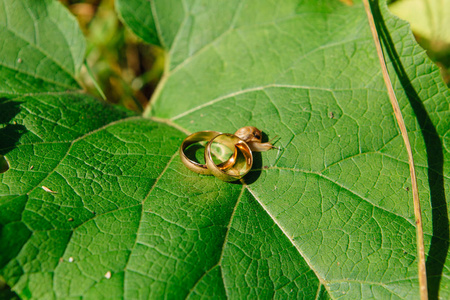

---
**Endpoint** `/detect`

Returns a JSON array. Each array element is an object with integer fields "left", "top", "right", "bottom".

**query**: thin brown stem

[{"left": 362, "top": 1, "right": 428, "bottom": 299}]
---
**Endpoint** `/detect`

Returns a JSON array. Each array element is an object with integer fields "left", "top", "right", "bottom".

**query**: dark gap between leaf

[
  {"left": 0, "top": 276, "right": 19, "bottom": 300},
  {"left": 0, "top": 98, "right": 31, "bottom": 294},
  {"left": 0, "top": 156, "right": 8, "bottom": 173},
  {"left": 372, "top": 1, "right": 449, "bottom": 298},
  {"left": 0, "top": 98, "right": 27, "bottom": 172}
]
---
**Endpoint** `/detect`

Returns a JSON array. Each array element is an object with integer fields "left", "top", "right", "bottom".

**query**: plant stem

[
  {"left": 84, "top": 60, "right": 106, "bottom": 101},
  {"left": 362, "top": 1, "right": 428, "bottom": 299}
]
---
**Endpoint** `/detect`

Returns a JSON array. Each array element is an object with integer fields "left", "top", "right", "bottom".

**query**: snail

[{"left": 234, "top": 126, "right": 278, "bottom": 152}]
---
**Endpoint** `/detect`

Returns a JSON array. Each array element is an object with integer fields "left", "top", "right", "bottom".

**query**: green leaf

[
  {"left": 0, "top": 0, "right": 85, "bottom": 95},
  {"left": 1, "top": 0, "right": 450, "bottom": 299},
  {"left": 389, "top": 0, "right": 450, "bottom": 44}
]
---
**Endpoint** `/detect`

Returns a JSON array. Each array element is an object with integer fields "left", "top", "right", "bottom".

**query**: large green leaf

[
  {"left": 1, "top": 0, "right": 450, "bottom": 299},
  {"left": 0, "top": 0, "right": 85, "bottom": 95}
]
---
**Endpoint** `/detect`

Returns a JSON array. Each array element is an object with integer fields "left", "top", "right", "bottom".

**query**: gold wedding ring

[
  {"left": 180, "top": 131, "right": 221, "bottom": 175},
  {"left": 205, "top": 134, "right": 253, "bottom": 182}
]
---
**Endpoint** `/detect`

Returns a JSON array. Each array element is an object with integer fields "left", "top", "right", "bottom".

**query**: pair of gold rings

[{"left": 180, "top": 126, "right": 276, "bottom": 182}]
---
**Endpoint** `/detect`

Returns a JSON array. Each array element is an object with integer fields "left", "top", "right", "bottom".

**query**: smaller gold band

[
  {"left": 205, "top": 134, "right": 253, "bottom": 182},
  {"left": 180, "top": 131, "right": 221, "bottom": 175}
]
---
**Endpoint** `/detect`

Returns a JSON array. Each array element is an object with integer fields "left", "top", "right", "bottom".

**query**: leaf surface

[
  {"left": 0, "top": 0, "right": 85, "bottom": 95},
  {"left": 1, "top": 0, "right": 450, "bottom": 299}
]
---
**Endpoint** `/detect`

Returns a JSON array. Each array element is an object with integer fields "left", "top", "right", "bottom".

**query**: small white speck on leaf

[
  {"left": 42, "top": 186, "right": 57, "bottom": 193},
  {"left": 68, "top": 257, "right": 74, "bottom": 263},
  {"left": 17, "top": 58, "right": 22, "bottom": 63},
  {"left": 105, "top": 271, "right": 112, "bottom": 279}
]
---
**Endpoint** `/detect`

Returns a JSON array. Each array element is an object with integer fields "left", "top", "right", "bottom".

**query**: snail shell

[{"left": 234, "top": 126, "right": 276, "bottom": 152}]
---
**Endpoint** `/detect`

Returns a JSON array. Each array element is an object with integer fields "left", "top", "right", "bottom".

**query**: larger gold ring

[{"left": 205, "top": 133, "right": 253, "bottom": 182}]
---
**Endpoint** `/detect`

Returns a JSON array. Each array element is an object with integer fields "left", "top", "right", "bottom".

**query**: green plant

[{"left": 1, "top": 0, "right": 449, "bottom": 299}]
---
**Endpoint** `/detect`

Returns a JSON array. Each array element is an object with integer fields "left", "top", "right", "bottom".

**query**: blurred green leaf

[
  {"left": 389, "top": 0, "right": 450, "bottom": 44},
  {"left": 389, "top": 0, "right": 450, "bottom": 87}
]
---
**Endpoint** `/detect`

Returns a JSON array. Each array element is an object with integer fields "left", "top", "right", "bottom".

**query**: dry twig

[{"left": 362, "top": 1, "right": 428, "bottom": 299}]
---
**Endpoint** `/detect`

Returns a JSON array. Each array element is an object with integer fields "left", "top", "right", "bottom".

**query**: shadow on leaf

[
  {"left": 0, "top": 98, "right": 26, "bottom": 299},
  {"left": 372, "top": 1, "right": 449, "bottom": 298},
  {"left": 241, "top": 131, "right": 272, "bottom": 185},
  {"left": 0, "top": 276, "right": 19, "bottom": 300},
  {"left": 0, "top": 98, "right": 26, "bottom": 173}
]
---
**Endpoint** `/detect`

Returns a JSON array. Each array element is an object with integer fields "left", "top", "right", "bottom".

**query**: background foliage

[{"left": 63, "top": 0, "right": 450, "bottom": 109}]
